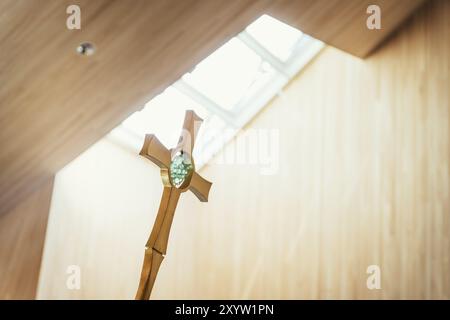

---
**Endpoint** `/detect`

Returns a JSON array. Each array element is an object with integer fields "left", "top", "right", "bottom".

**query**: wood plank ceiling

[
  {"left": 270, "top": 0, "right": 427, "bottom": 57},
  {"left": 0, "top": 0, "right": 426, "bottom": 216}
]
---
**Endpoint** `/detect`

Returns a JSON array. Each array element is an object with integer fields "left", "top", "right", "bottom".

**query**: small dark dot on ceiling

[{"left": 76, "top": 42, "right": 95, "bottom": 56}]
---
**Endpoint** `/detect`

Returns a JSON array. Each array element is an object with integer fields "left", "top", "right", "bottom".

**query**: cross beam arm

[
  {"left": 189, "top": 172, "right": 212, "bottom": 202},
  {"left": 139, "top": 134, "right": 171, "bottom": 169},
  {"left": 176, "top": 110, "right": 203, "bottom": 156}
]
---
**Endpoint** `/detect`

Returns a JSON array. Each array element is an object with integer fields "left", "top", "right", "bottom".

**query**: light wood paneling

[
  {"left": 0, "top": 0, "right": 425, "bottom": 219},
  {"left": 37, "top": 0, "right": 449, "bottom": 299},
  {"left": 269, "top": 0, "right": 427, "bottom": 57},
  {"left": 0, "top": 179, "right": 53, "bottom": 299}
]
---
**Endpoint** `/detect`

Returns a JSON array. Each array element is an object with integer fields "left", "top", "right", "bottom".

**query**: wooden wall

[
  {"left": 0, "top": 179, "right": 53, "bottom": 299},
  {"left": 37, "top": 0, "right": 449, "bottom": 299}
]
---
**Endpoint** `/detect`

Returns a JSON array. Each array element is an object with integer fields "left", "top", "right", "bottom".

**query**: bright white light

[
  {"left": 114, "top": 87, "right": 227, "bottom": 165},
  {"left": 246, "top": 14, "right": 303, "bottom": 62},
  {"left": 182, "top": 38, "right": 275, "bottom": 110},
  {"left": 108, "top": 14, "right": 324, "bottom": 169},
  {"left": 121, "top": 87, "right": 207, "bottom": 149}
]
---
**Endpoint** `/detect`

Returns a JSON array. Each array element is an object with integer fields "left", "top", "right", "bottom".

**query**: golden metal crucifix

[{"left": 135, "top": 110, "right": 212, "bottom": 300}]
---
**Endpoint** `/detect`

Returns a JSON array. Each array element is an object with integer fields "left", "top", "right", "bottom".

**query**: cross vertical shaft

[
  {"left": 135, "top": 110, "right": 212, "bottom": 300},
  {"left": 135, "top": 187, "right": 181, "bottom": 299}
]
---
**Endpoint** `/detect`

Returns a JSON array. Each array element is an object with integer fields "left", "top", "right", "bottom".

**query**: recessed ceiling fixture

[{"left": 76, "top": 42, "right": 95, "bottom": 56}]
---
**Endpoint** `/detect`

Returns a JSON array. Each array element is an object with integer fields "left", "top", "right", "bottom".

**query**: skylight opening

[
  {"left": 121, "top": 87, "right": 207, "bottom": 148},
  {"left": 245, "top": 14, "right": 303, "bottom": 62},
  {"left": 181, "top": 38, "right": 276, "bottom": 110},
  {"left": 107, "top": 14, "right": 324, "bottom": 169}
]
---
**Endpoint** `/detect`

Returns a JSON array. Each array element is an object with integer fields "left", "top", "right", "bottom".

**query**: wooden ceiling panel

[
  {"left": 0, "top": 0, "right": 426, "bottom": 215},
  {"left": 268, "top": 0, "right": 427, "bottom": 57}
]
